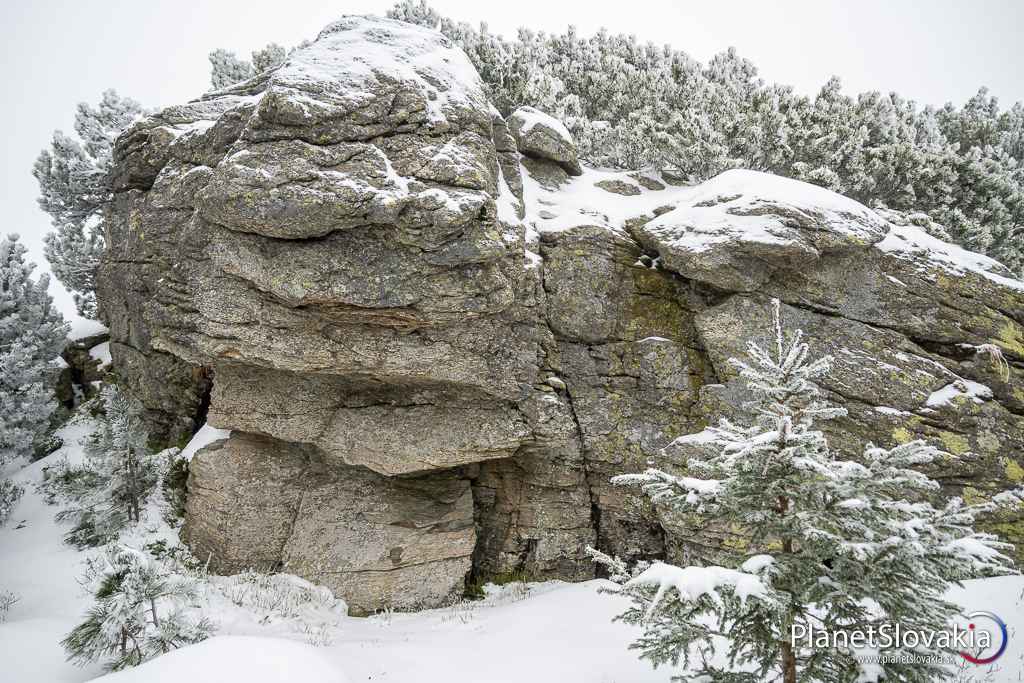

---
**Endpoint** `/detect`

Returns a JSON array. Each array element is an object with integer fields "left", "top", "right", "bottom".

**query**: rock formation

[{"left": 96, "top": 16, "right": 1024, "bottom": 613}]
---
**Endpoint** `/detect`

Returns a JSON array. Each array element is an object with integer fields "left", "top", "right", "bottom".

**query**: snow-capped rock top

[
  {"left": 648, "top": 169, "right": 890, "bottom": 251},
  {"left": 266, "top": 15, "right": 489, "bottom": 128},
  {"left": 633, "top": 170, "right": 889, "bottom": 291},
  {"left": 509, "top": 106, "right": 583, "bottom": 175}
]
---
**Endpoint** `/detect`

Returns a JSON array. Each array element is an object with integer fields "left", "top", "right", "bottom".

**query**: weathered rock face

[
  {"left": 182, "top": 433, "right": 474, "bottom": 615},
  {"left": 508, "top": 106, "right": 582, "bottom": 176},
  {"left": 99, "top": 16, "right": 1024, "bottom": 613}
]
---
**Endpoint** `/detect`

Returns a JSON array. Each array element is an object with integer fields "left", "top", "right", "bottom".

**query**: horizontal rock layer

[{"left": 98, "top": 15, "right": 1024, "bottom": 612}]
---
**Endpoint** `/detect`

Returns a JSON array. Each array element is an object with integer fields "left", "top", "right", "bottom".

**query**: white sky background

[{"left": 1, "top": 0, "right": 1021, "bottom": 326}]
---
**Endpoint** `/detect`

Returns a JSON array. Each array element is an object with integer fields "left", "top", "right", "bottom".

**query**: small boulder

[
  {"left": 595, "top": 178, "right": 641, "bottom": 196},
  {"left": 509, "top": 106, "right": 582, "bottom": 176}
]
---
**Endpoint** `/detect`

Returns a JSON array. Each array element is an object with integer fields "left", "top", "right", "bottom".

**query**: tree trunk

[
  {"left": 778, "top": 495, "right": 797, "bottom": 682},
  {"left": 781, "top": 639, "right": 797, "bottom": 683},
  {"left": 125, "top": 449, "right": 141, "bottom": 523}
]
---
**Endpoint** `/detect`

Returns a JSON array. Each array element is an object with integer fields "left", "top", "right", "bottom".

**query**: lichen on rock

[{"left": 97, "top": 14, "right": 1024, "bottom": 612}]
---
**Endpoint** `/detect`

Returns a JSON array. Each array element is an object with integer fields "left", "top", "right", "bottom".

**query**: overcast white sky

[{"left": 1, "top": 0, "right": 1021, "bottom": 324}]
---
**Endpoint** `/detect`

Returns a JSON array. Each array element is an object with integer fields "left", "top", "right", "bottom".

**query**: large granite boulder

[
  {"left": 98, "top": 15, "right": 1024, "bottom": 613},
  {"left": 183, "top": 433, "right": 474, "bottom": 614}
]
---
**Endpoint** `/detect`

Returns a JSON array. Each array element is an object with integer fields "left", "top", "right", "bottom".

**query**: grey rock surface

[
  {"left": 508, "top": 106, "right": 582, "bottom": 176},
  {"left": 99, "top": 16, "right": 1024, "bottom": 612},
  {"left": 183, "top": 432, "right": 474, "bottom": 614}
]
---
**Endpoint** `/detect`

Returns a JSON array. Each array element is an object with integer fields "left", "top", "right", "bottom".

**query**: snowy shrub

[
  {"left": 33, "top": 91, "right": 143, "bottom": 318},
  {"left": 599, "top": 299, "right": 1017, "bottom": 682},
  {"left": 216, "top": 569, "right": 343, "bottom": 620},
  {"left": 63, "top": 545, "right": 212, "bottom": 671},
  {"left": 371, "top": 604, "right": 395, "bottom": 628},
  {"left": 390, "top": 1, "right": 1024, "bottom": 274},
  {"left": 439, "top": 596, "right": 477, "bottom": 625},
  {"left": 0, "top": 590, "right": 18, "bottom": 622},
  {"left": 298, "top": 622, "right": 335, "bottom": 647},
  {"left": 0, "top": 477, "right": 24, "bottom": 527},
  {"left": 209, "top": 42, "right": 288, "bottom": 90}
]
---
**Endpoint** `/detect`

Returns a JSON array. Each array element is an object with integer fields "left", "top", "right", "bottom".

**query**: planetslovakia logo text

[{"left": 791, "top": 611, "right": 1008, "bottom": 665}]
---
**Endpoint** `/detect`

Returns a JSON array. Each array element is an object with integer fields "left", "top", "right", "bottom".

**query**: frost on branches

[
  {"left": 62, "top": 545, "right": 211, "bottom": 672},
  {"left": 0, "top": 478, "right": 24, "bottom": 527},
  {"left": 43, "top": 386, "right": 158, "bottom": 548},
  {"left": 0, "top": 234, "right": 67, "bottom": 469},
  {"left": 33, "top": 90, "right": 144, "bottom": 318},
  {"left": 600, "top": 300, "right": 1017, "bottom": 683},
  {"left": 208, "top": 43, "right": 287, "bottom": 90},
  {"left": 389, "top": 1, "right": 1024, "bottom": 274}
]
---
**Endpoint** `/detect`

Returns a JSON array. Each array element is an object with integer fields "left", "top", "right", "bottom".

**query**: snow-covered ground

[{"left": 2, "top": 418, "right": 1023, "bottom": 683}]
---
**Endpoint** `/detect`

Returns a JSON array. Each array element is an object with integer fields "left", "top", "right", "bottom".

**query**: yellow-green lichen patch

[
  {"left": 1003, "top": 458, "right": 1024, "bottom": 483},
  {"left": 938, "top": 431, "right": 970, "bottom": 455},
  {"left": 994, "top": 321, "right": 1024, "bottom": 358},
  {"left": 892, "top": 427, "right": 914, "bottom": 445},
  {"left": 962, "top": 486, "right": 987, "bottom": 506}
]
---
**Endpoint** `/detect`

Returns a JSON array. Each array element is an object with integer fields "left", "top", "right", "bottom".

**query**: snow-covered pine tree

[
  {"left": 0, "top": 234, "right": 67, "bottom": 465},
  {"left": 33, "top": 90, "right": 143, "bottom": 318},
  {"left": 209, "top": 43, "right": 288, "bottom": 90},
  {"left": 63, "top": 545, "right": 212, "bottom": 671},
  {"left": 251, "top": 42, "right": 287, "bottom": 73},
  {"left": 56, "top": 386, "right": 157, "bottom": 548},
  {"left": 598, "top": 300, "right": 1015, "bottom": 683},
  {"left": 208, "top": 48, "right": 253, "bottom": 89}
]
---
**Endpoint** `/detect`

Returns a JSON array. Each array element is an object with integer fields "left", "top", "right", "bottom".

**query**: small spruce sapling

[
  {"left": 52, "top": 387, "right": 157, "bottom": 547},
  {"left": 598, "top": 299, "right": 1016, "bottom": 683}
]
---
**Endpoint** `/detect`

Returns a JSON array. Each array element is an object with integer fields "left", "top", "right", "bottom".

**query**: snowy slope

[
  {"left": 0, "top": 417, "right": 105, "bottom": 683},
  {"left": 3, "top": 419, "right": 1024, "bottom": 683},
  {"left": 93, "top": 637, "right": 349, "bottom": 683}
]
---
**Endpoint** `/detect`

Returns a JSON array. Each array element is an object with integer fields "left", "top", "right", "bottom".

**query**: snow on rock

[
  {"left": 273, "top": 15, "right": 488, "bottom": 127},
  {"left": 521, "top": 165, "right": 691, "bottom": 235},
  {"left": 67, "top": 316, "right": 108, "bottom": 341},
  {"left": 925, "top": 379, "right": 993, "bottom": 408},
  {"left": 179, "top": 423, "right": 232, "bottom": 462},
  {"left": 88, "top": 340, "right": 111, "bottom": 367},
  {"left": 512, "top": 107, "right": 574, "bottom": 145},
  {"left": 649, "top": 169, "right": 889, "bottom": 250},
  {"left": 632, "top": 170, "right": 889, "bottom": 291},
  {"left": 509, "top": 106, "right": 582, "bottom": 175},
  {"left": 877, "top": 221, "right": 1024, "bottom": 292},
  {"left": 93, "top": 636, "right": 349, "bottom": 683}
]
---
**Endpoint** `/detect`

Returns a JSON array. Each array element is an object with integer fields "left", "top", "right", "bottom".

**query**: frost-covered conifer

[
  {"left": 63, "top": 545, "right": 212, "bottom": 671},
  {"left": 209, "top": 42, "right": 289, "bottom": 90},
  {"left": 208, "top": 48, "right": 253, "bottom": 89},
  {"left": 53, "top": 386, "right": 156, "bottom": 547},
  {"left": 0, "top": 235, "right": 67, "bottom": 465},
  {"left": 251, "top": 42, "right": 287, "bottom": 73},
  {"left": 33, "top": 90, "right": 143, "bottom": 318},
  {"left": 0, "top": 478, "right": 24, "bottom": 527},
  {"left": 598, "top": 300, "right": 1016, "bottom": 683}
]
